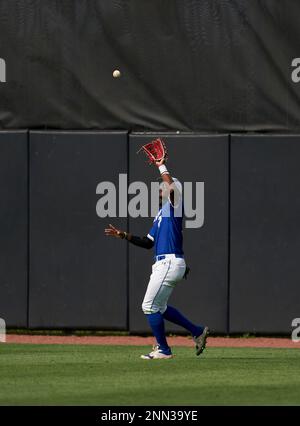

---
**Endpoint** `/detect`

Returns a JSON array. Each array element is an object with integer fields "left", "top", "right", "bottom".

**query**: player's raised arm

[
  {"left": 155, "top": 156, "right": 173, "bottom": 185},
  {"left": 155, "top": 155, "right": 182, "bottom": 208}
]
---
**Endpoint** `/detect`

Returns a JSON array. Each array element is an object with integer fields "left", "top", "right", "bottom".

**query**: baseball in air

[{"left": 113, "top": 69, "right": 121, "bottom": 78}]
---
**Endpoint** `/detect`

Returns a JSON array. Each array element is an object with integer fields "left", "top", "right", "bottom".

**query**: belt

[{"left": 155, "top": 254, "right": 184, "bottom": 262}]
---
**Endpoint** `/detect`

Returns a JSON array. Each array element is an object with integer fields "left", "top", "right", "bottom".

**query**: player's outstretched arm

[
  {"left": 104, "top": 224, "right": 154, "bottom": 249},
  {"left": 104, "top": 223, "right": 128, "bottom": 239}
]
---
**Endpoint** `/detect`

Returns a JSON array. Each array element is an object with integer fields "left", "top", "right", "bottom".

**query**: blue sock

[
  {"left": 163, "top": 305, "right": 204, "bottom": 337},
  {"left": 146, "top": 312, "right": 170, "bottom": 353}
]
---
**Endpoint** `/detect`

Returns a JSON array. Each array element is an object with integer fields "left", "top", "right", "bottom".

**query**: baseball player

[{"left": 105, "top": 153, "right": 208, "bottom": 359}]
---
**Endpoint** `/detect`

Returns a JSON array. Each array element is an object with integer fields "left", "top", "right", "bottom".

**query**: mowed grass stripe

[{"left": 0, "top": 344, "right": 299, "bottom": 405}]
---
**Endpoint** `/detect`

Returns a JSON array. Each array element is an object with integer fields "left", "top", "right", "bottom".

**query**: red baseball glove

[{"left": 137, "top": 138, "right": 167, "bottom": 165}]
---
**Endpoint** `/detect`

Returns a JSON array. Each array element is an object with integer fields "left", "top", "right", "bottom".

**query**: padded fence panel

[
  {"left": 0, "top": 131, "right": 28, "bottom": 327},
  {"left": 128, "top": 134, "right": 228, "bottom": 334},
  {"left": 230, "top": 135, "right": 300, "bottom": 334},
  {"left": 29, "top": 131, "right": 128, "bottom": 329}
]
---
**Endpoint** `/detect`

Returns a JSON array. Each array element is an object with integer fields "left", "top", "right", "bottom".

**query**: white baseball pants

[{"left": 142, "top": 255, "right": 186, "bottom": 314}]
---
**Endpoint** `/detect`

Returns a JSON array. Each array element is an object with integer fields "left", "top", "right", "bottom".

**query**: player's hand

[
  {"left": 104, "top": 224, "right": 125, "bottom": 239},
  {"left": 155, "top": 157, "right": 166, "bottom": 167}
]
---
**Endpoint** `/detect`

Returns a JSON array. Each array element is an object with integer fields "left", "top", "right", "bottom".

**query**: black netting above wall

[{"left": 0, "top": 0, "right": 300, "bottom": 131}]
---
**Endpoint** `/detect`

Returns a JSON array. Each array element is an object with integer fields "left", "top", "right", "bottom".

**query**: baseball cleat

[
  {"left": 141, "top": 345, "right": 173, "bottom": 360},
  {"left": 193, "top": 326, "right": 209, "bottom": 356}
]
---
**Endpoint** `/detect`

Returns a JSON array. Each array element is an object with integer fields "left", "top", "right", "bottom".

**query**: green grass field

[{"left": 0, "top": 344, "right": 300, "bottom": 405}]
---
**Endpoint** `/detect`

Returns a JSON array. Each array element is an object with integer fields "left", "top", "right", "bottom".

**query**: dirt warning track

[{"left": 5, "top": 334, "right": 298, "bottom": 348}]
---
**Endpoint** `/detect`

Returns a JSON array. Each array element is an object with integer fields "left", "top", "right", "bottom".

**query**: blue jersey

[{"left": 147, "top": 199, "right": 183, "bottom": 256}]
